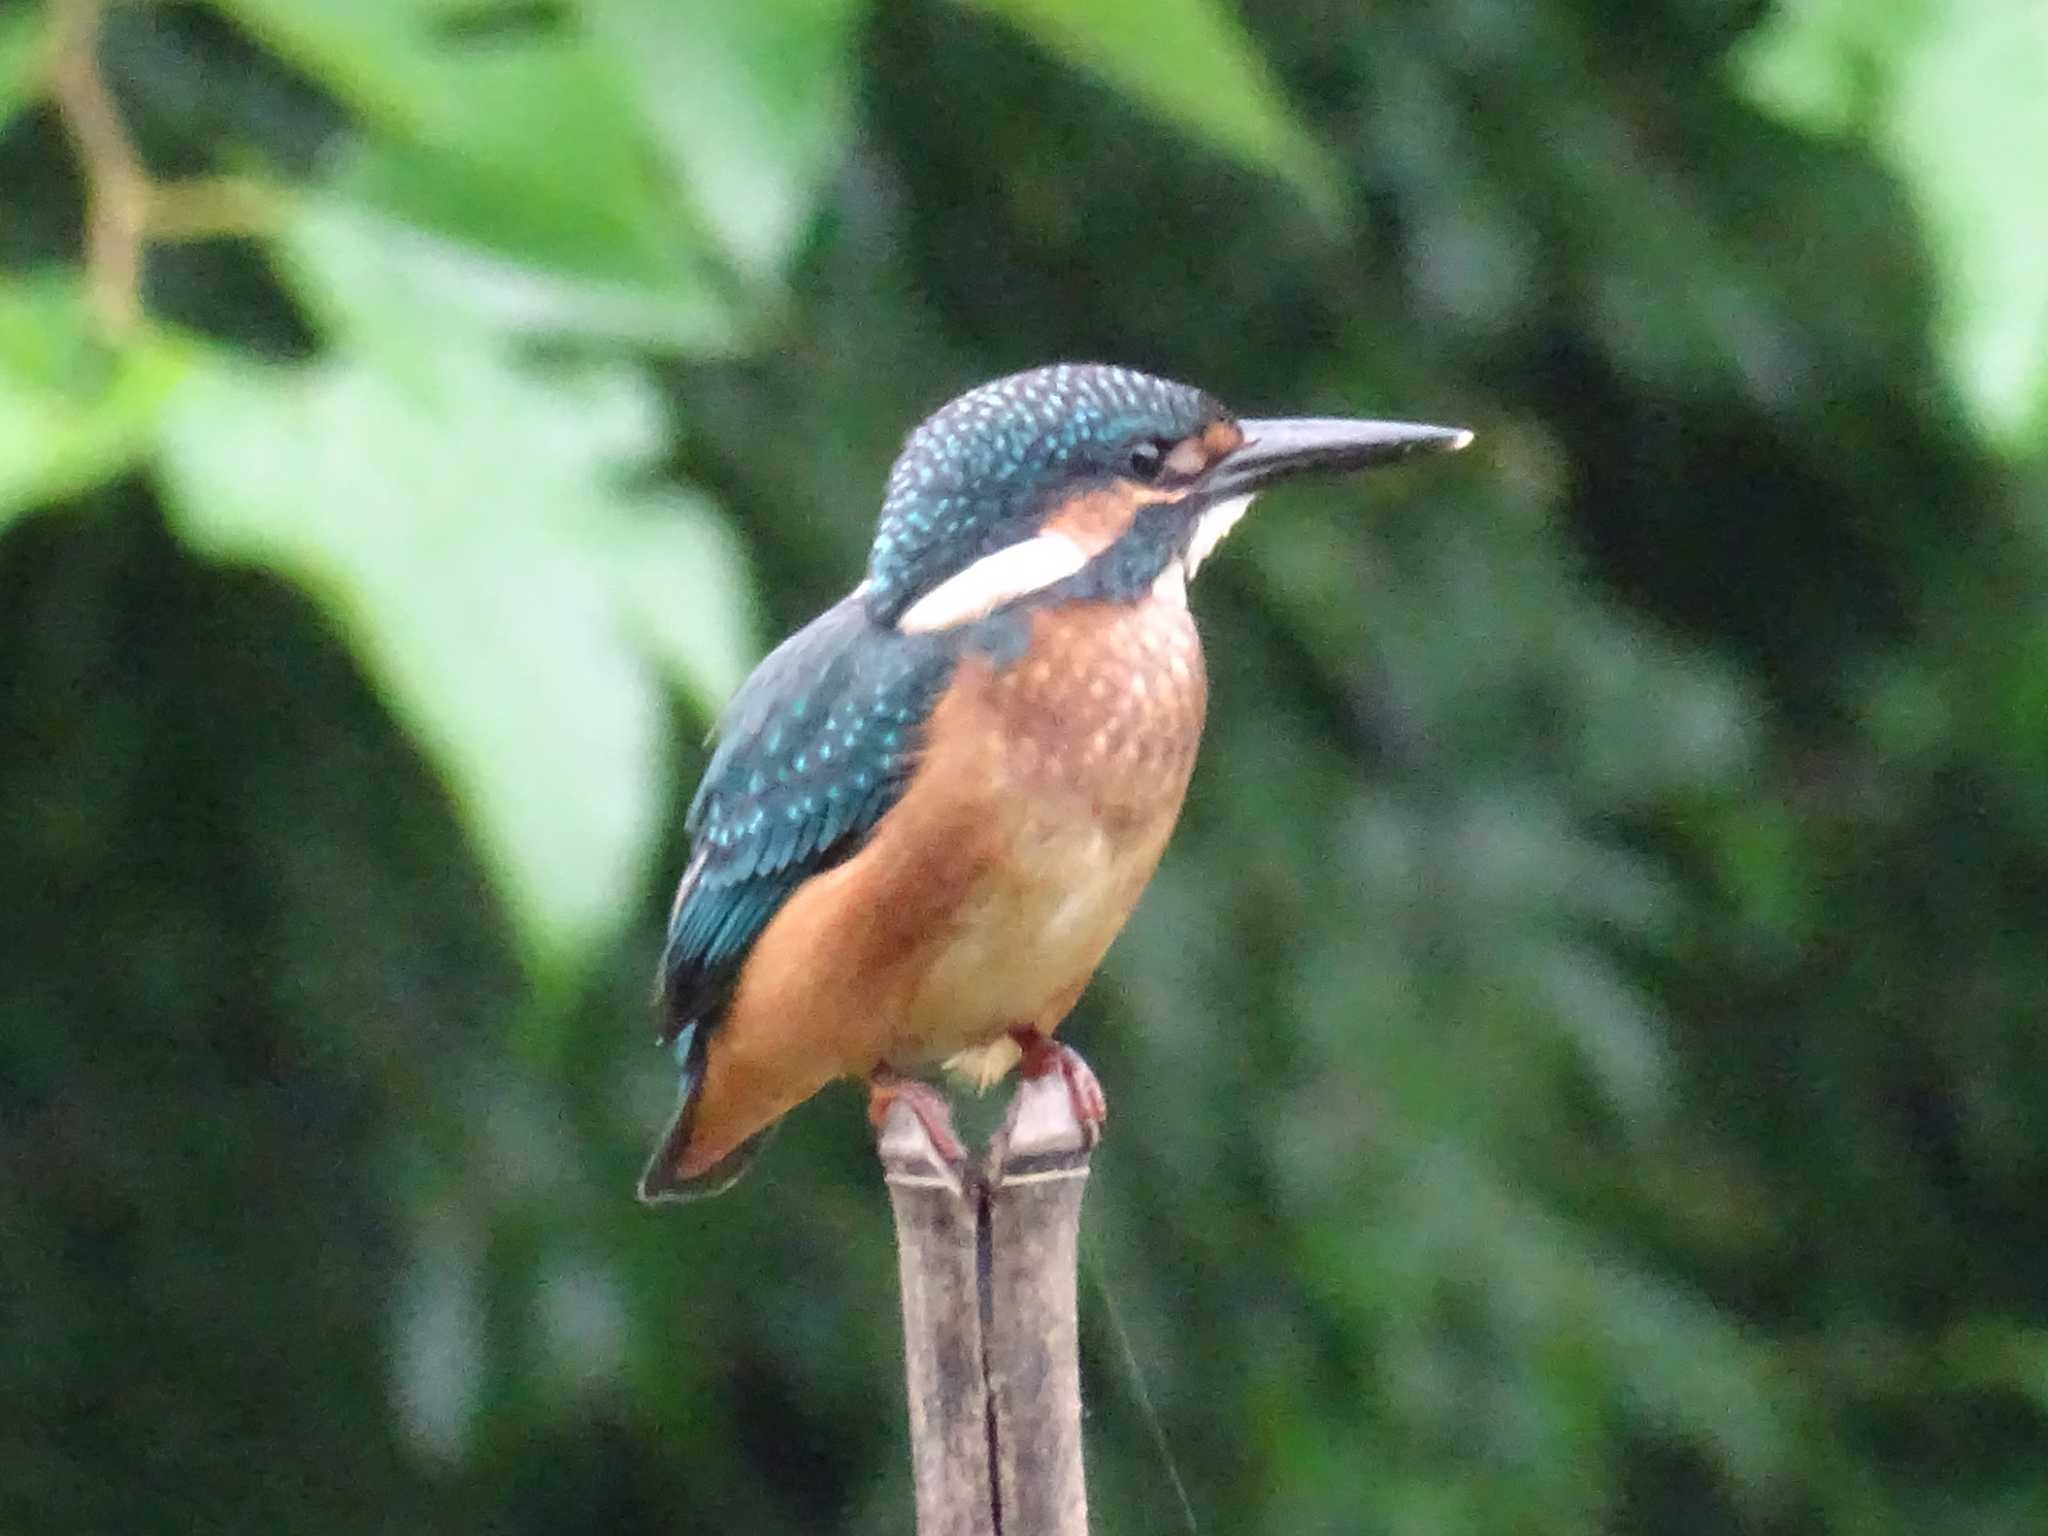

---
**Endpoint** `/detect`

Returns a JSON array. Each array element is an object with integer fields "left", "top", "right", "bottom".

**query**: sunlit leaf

[
  {"left": 1737, "top": 0, "right": 2048, "bottom": 448},
  {"left": 287, "top": 195, "right": 738, "bottom": 355},
  {"left": 602, "top": 498, "right": 759, "bottom": 709},
  {"left": 199, "top": 0, "right": 445, "bottom": 134},
  {"left": 153, "top": 205, "right": 753, "bottom": 973},
  {"left": 156, "top": 346, "right": 666, "bottom": 972},
  {"left": 208, "top": 0, "right": 744, "bottom": 351},
  {"left": 580, "top": 0, "right": 864, "bottom": 277},
  {"left": 337, "top": 35, "right": 742, "bottom": 345},
  {"left": 0, "top": 275, "right": 188, "bottom": 533},
  {"left": 955, "top": 0, "right": 1339, "bottom": 213},
  {"left": 200, "top": 0, "right": 589, "bottom": 136}
]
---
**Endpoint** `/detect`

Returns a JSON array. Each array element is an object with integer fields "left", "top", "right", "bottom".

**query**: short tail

[{"left": 637, "top": 1025, "right": 776, "bottom": 1203}]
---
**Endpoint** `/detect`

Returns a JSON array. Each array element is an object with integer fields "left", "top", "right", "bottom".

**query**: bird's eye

[{"left": 1126, "top": 438, "right": 1168, "bottom": 480}]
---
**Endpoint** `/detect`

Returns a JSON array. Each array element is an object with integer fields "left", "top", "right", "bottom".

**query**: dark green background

[{"left": 7, "top": 0, "right": 2048, "bottom": 1531}]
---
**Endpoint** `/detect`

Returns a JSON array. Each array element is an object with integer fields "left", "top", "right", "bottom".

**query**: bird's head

[{"left": 861, "top": 363, "right": 1469, "bottom": 633}]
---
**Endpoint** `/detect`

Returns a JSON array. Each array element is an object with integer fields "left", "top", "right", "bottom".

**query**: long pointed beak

[{"left": 1208, "top": 416, "right": 1472, "bottom": 498}]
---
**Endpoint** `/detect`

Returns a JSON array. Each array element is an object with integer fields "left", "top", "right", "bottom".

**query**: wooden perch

[{"left": 881, "top": 1076, "right": 1094, "bottom": 1536}]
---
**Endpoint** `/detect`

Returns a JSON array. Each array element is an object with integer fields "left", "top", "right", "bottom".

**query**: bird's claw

[
  {"left": 868, "top": 1067, "right": 967, "bottom": 1171},
  {"left": 1011, "top": 1034, "right": 1107, "bottom": 1148}
]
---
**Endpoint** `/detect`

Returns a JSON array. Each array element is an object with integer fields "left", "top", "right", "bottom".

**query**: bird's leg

[
  {"left": 1009, "top": 1031, "right": 1107, "bottom": 1145},
  {"left": 867, "top": 1065, "right": 967, "bottom": 1169}
]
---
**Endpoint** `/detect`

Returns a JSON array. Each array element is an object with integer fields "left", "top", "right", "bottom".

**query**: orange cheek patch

[
  {"left": 1042, "top": 419, "right": 1245, "bottom": 552},
  {"left": 1163, "top": 438, "right": 1207, "bottom": 478},
  {"left": 1202, "top": 419, "right": 1246, "bottom": 457},
  {"left": 1164, "top": 420, "right": 1245, "bottom": 478},
  {"left": 1043, "top": 485, "right": 1151, "bottom": 556}
]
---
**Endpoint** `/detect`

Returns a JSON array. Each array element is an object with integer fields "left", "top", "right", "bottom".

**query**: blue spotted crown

[{"left": 862, "top": 364, "right": 1224, "bottom": 625}]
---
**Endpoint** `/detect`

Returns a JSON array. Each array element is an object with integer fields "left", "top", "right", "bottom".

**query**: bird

[{"left": 639, "top": 363, "right": 1469, "bottom": 1201}]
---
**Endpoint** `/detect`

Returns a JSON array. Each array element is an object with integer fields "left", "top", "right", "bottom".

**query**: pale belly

[
  {"left": 879, "top": 593, "right": 1206, "bottom": 1074},
  {"left": 888, "top": 794, "right": 1180, "bottom": 1073}
]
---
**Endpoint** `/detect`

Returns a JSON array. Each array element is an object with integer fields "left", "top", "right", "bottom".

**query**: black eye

[{"left": 1127, "top": 438, "right": 1168, "bottom": 480}]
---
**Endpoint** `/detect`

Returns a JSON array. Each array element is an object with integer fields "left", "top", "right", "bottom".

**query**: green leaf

[
  {"left": 287, "top": 195, "right": 738, "bottom": 356},
  {"left": 580, "top": 0, "right": 865, "bottom": 277},
  {"left": 1737, "top": 0, "right": 2048, "bottom": 449},
  {"left": 0, "top": 4, "right": 45, "bottom": 135},
  {"left": 156, "top": 348, "right": 665, "bottom": 972},
  {"left": 0, "top": 275, "right": 188, "bottom": 533},
  {"left": 336, "top": 34, "right": 746, "bottom": 351},
  {"left": 955, "top": 0, "right": 1339, "bottom": 214},
  {"left": 199, "top": 0, "right": 597, "bottom": 138},
  {"left": 154, "top": 205, "right": 756, "bottom": 973},
  {"left": 199, "top": 0, "right": 450, "bottom": 134},
  {"left": 207, "top": 0, "right": 744, "bottom": 351},
  {"left": 602, "top": 498, "right": 759, "bottom": 708}
]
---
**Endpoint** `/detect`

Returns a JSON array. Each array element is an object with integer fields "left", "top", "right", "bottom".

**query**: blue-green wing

[{"left": 657, "top": 593, "right": 955, "bottom": 1047}]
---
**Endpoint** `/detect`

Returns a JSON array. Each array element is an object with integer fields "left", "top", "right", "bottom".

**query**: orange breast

[
  {"left": 901, "top": 592, "right": 1207, "bottom": 1072},
  {"left": 675, "top": 594, "right": 1206, "bottom": 1179},
  {"left": 972, "top": 589, "right": 1208, "bottom": 830}
]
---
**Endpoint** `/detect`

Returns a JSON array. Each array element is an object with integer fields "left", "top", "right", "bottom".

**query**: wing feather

[{"left": 657, "top": 593, "right": 955, "bottom": 1044}]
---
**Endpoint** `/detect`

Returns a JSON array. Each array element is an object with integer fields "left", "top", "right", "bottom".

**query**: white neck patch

[
  {"left": 1184, "top": 493, "right": 1254, "bottom": 580},
  {"left": 896, "top": 531, "right": 1089, "bottom": 633},
  {"left": 897, "top": 493, "right": 1257, "bottom": 632},
  {"left": 1151, "top": 560, "right": 1188, "bottom": 606}
]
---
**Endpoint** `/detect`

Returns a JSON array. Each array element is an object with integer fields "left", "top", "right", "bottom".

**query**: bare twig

[
  {"left": 46, "top": 0, "right": 277, "bottom": 338},
  {"left": 49, "top": 0, "right": 148, "bottom": 335}
]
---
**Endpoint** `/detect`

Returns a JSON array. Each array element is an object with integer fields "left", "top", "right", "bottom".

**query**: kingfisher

[{"left": 639, "top": 363, "right": 1469, "bottom": 1201}]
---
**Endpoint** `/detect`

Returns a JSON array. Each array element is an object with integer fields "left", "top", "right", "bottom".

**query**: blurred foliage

[
  {"left": 5, "top": 0, "right": 2048, "bottom": 1532},
  {"left": 1737, "top": 0, "right": 2048, "bottom": 447}
]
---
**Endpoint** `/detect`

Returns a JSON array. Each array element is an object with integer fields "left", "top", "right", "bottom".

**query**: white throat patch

[
  {"left": 897, "top": 492, "right": 1257, "bottom": 632},
  {"left": 896, "top": 531, "right": 1089, "bottom": 633},
  {"left": 1185, "top": 493, "right": 1253, "bottom": 580}
]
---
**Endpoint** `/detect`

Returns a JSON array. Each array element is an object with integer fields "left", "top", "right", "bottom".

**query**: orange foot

[
  {"left": 867, "top": 1067, "right": 966, "bottom": 1168},
  {"left": 1010, "top": 1032, "right": 1108, "bottom": 1146}
]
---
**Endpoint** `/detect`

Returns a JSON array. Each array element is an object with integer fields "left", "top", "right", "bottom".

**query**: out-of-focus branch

[
  {"left": 49, "top": 0, "right": 147, "bottom": 334},
  {"left": 47, "top": 0, "right": 277, "bottom": 338}
]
